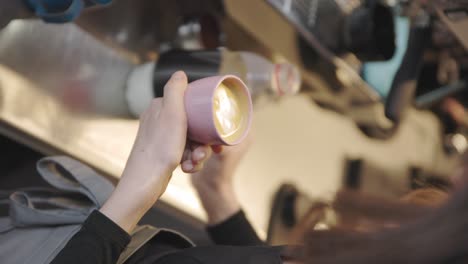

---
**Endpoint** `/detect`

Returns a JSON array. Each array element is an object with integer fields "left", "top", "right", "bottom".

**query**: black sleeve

[
  {"left": 206, "top": 210, "right": 264, "bottom": 246},
  {"left": 156, "top": 246, "right": 283, "bottom": 264},
  {"left": 51, "top": 210, "right": 131, "bottom": 264}
]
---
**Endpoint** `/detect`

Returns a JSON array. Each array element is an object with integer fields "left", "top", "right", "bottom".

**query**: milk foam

[{"left": 213, "top": 84, "right": 243, "bottom": 137}]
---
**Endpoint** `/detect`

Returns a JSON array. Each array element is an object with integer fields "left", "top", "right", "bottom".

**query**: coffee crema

[{"left": 213, "top": 83, "right": 243, "bottom": 138}]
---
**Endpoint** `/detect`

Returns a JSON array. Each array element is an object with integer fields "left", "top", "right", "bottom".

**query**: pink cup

[{"left": 185, "top": 75, "right": 253, "bottom": 146}]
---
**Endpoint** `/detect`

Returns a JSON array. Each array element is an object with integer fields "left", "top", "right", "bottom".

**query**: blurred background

[{"left": 0, "top": 0, "right": 467, "bottom": 243}]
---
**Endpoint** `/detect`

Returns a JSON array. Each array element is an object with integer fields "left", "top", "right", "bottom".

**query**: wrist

[
  {"left": 100, "top": 169, "right": 170, "bottom": 234},
  {"left": 194, "top": 182, "right": 241, "bottom": 225},
  {"left": 191, "top": 172, "right": 233, "bottom": 193},
  {"left": 123, "top": 150, "right": 174, "bottom": 197},
  {"left": 100, "top": 188, "right": 152, "bottom": 234},
  {"left": 102, "top": 160, "right": 173, "bottom": 234},
  {"left": 120, "top": 166, "right": 172, "bottom": 207},
  {"left": 193, "top": 178, "right": 234, "bottom": 202}
]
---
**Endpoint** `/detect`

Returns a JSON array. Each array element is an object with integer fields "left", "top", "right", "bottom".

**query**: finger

[
  {"left": 181, "top": 147, "right": 192, "bottom": 164},
  {"left": 161, "top": 71, "right": 188, "bottom": 118},
  {"left": 191, "top": 145, "right": 212, "bottom": 164},
  {"left": 189, "top": 162, "right": 205, "bottom": 173},
  {"left": 141, "top": 98, "right": 163, "bottom": 121},
  {"left": 138, "top": 99, "right": 163, "bottom": 139},
  {"left": 181, "top": 160, "right": 194, "bottom": 173},
  {"left": 182, "top": 159, "right": 204, "bottom": 174}
]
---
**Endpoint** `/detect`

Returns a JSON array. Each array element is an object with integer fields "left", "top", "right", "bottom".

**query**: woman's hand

[
  {"left": 123, "top": 71, "right": 212, "bottom": 198},
  {"left": 101, "top": 71, "right": 212, "bottom": 233},
  {"left": 191, "top": 135, "right": 252, "bottom": 225}
]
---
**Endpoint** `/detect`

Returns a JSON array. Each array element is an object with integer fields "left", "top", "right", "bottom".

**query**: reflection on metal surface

[
  {"left": 76, "top": 0, "right": 163, "bottom": 58},
  {"left": 0, "top": 20, "right": 134, "bottom": 116},
  {"left": 76, "top": 0, "right": 224, "bottom": 58},
  {"left": 224, "top": 0, "right": 383, "bottom": 118}
]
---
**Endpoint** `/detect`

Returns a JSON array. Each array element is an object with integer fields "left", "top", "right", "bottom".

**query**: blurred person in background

[{"left": 417, "top": 7, "right": 468, "bottom": 138}]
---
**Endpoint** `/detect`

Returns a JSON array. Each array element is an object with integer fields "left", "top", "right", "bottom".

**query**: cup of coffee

[{"left": 185, "top": 75, "right": 253, "bottom": 145}]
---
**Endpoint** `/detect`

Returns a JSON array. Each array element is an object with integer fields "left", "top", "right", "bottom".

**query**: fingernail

[
  {"left": 195, "top": 150, "right": 206, "bottom": 161},
  {"left": 172, "top": 71, "right": 184, "bottom": 80},
  {"left": 184, "top": 162, "right": 193, "bottom": 171}
]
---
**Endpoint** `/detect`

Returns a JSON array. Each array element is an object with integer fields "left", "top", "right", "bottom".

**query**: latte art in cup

[
  {"left": 213, "top": 83, "right": 243, "bottom": 138},
  {"left": 184, "top": 75, "right": 252, "bottom": 145}
]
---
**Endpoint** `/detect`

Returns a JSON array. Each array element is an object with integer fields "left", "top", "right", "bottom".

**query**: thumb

[{"left": 161, "top": 71, "right": 188, "bottom": 121}]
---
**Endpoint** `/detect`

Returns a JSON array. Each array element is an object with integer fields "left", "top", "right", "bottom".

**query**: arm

[
  {"left": 50, "top": 211, "right": 130, "bottom": 264},
  {"left": 52, "top": 71, "right": 214, "bottom": 263},
  {"left": 191, "top": 136, "right": 264, "bottom": 246},
  {"left": 206, "top": 210, "right": 264, "bottom": 246}
]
